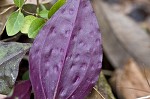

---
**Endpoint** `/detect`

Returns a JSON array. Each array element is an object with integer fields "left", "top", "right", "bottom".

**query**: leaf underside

[
  {"left": 29, "top": 0, "right": 102, "bottom": 99},
  {"left": 6, "top": 80, "right": 32, "bottom": 99}
]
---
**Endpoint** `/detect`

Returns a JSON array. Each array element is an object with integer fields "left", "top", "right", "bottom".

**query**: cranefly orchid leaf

[
  {"left": 6, "top": 80, "right": 32, "bottom": 99},
  {"left": 29, "top": 0, "right": 102, "bottom": 99}
]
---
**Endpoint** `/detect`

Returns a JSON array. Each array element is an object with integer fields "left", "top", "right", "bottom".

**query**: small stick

[
  {"left": 0, "top": 6, "right": 15, "bottom": 15},
  {"left": 93, "top": 87, "right": 105, "bottom": 99}
]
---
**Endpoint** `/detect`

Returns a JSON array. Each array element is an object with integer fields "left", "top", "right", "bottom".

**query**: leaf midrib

[
  {"left": 52, "top": 1, "right": 80, "bottom": 99},
  {"left": 9, "top": 12, "right": 22, "bottom": 35}
]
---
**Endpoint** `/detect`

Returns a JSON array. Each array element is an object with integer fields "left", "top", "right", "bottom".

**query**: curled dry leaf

[
  {"left": 0, "top": 42, "right": 31, "bottom": 94},
  {"left": 29, "top": 0, "right": 102, "bottom": 99}
]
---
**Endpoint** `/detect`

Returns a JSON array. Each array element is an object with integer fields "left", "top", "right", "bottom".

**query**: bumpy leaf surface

[
  {"left": 0, "top": 42, "right": 31, "bottom": 94},
  {"left": 29, "top": 0, "right": 102, "bottom": 99},
  {"left": 6, "top": 80, "right": 32, "bottom": 99}
]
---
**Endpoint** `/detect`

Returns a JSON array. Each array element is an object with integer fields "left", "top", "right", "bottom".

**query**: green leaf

[
  {"left": 13, "top": 0, "right": 24, "bottom": 8},
  {"left": 6, "top": 11, "right": 24, "bottom": 36},
  {"left": 28, "top": 18, "right": 45, "bottom": 38},
  {"left": 0, "top": 41, "right": 31, "bottom": 94},
  {"left": 21, "top": 15, "right": 36, "bottom": 34},
  {"left": 40, "top": 4, "right": 47, "bottom": 10},
  {"left": 48, "top": 0, "right": 66, "bottom": 18},
  {"left": 22, "top": 70, "right": 29, "bottom": 80},
  {"left": 39, "top": 10, "right": 49, "bottom": 19}
]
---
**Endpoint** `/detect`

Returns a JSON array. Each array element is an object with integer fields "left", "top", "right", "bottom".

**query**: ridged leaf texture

[{"left": 29, "top": 0, "right": 103, "bottom": 99}]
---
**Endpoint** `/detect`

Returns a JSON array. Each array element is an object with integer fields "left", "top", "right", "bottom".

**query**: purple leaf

[
  {"left": 6, "top": 80, "right": 32, "bottom": 99},
  {"left": 29, "top": 0, "right": 103, "bottom": 99}
]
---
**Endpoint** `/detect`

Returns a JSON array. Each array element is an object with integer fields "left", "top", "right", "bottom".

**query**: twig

[
  {"left": 0, "top": 6, "right": 15, "bottom": 15},
  {"left": 36, "top": 0, "right": 40, "bottom": 8},
  {"left": 93, "top": 87, "right": 105, "bottom": 99}
]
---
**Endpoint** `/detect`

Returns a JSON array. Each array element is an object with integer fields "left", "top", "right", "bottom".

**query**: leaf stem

[{"left": 36, "top": 0, "right": 40, "bottom": 9}]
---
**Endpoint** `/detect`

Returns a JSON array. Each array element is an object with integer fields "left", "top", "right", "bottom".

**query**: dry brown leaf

[
  {"left": 92, "top": 0, "right": 150, "bottom": 68},
  {"left": 92, "top": 0, "right": 131, "bottom": 68},
  {"left": 110, "top": 59, "right": 150, "bottom": 99},
  {"left": 0, "top": 0, "right": 14, "bottom": 7}
]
